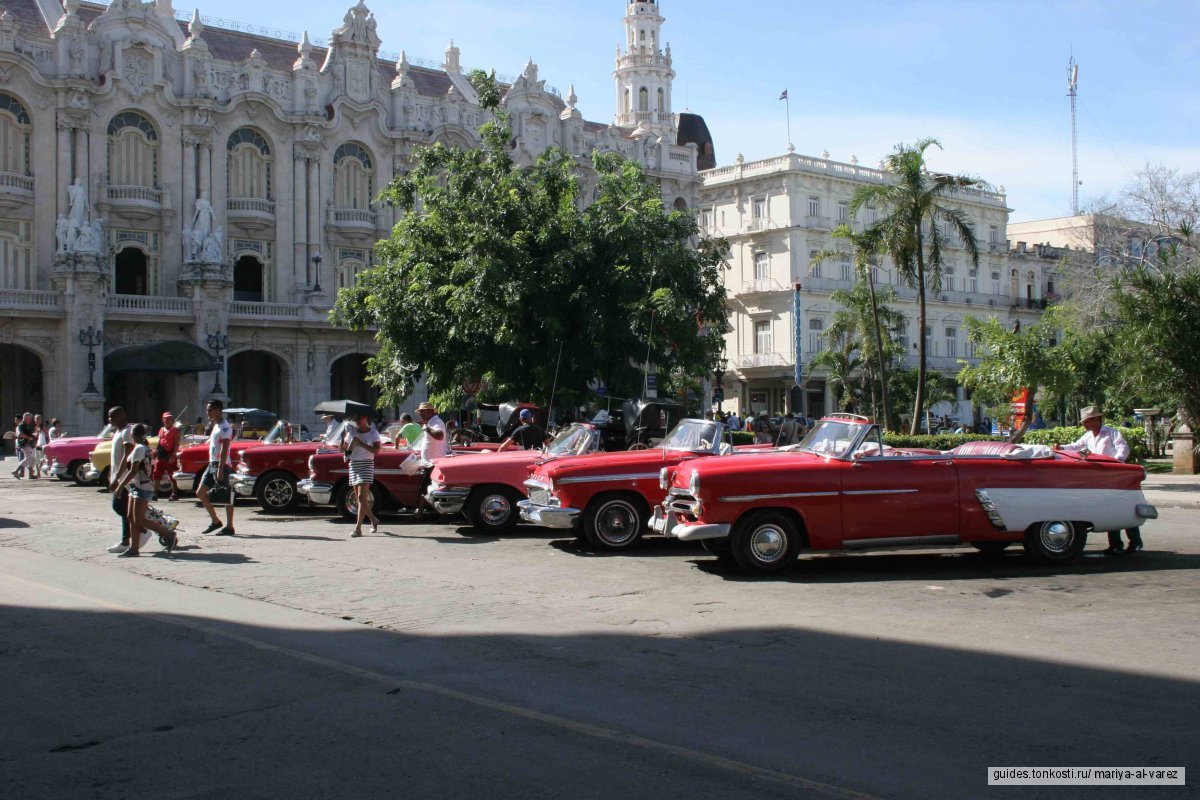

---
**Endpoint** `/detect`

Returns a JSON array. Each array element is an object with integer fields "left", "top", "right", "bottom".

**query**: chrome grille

[{"left": 529, "top": 487, "right": 551, "bottom": 506}]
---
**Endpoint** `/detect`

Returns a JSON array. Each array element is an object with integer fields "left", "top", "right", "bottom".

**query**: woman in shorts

[
  {"left": 344, "top": 412, "right": 382, "bottom": 538},
  {"left": 113, "top": 424, "right": 178, "bottom": 557}
]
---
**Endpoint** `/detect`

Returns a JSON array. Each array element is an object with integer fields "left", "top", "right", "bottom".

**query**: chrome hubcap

[
  {"left": 750, "top": 525, "right": 787, "bottom": 563},
  {"left": 347, "top": 492, "right": 375, "bottom": 514},
  {"left": 1039, "top": 521, "right": 1073, "bottom": 553},
  {"left": 597, "top": 502, "right": 638, "bottom": 545},
  {"left": 480, "top": 494, "right": 512, "bottom": 525},
  {"left": 264, "top": 479, "right": 293, "bottom": 507}
]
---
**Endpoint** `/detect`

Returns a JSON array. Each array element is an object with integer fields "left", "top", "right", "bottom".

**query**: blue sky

[{"left": 193, "top": 0, "right": 1200, "bottom": 221}]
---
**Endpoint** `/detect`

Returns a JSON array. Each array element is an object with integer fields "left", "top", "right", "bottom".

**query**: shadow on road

[{"left": 0, "top": 518, "right": 30, "bottom": 529}]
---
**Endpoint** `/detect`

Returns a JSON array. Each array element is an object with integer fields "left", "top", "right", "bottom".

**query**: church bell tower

[{"left": 613, "top": 0, "right": 676, "bottom": 134}]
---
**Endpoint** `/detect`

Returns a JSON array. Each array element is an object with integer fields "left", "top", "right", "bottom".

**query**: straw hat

[
  {"left": 1079, "top": 406, "right": 1103, "bottom": 423},
  {"left": 417, "top": 402, "right": 436, "bottom": 412}
]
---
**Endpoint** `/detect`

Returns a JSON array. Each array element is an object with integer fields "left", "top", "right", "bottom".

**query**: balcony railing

[
  {"left": 230, "top": 301, "right": 303, "bottom": 320},
  {"left": 736, "top": 352, "right": 789, "bottom": 369},
  {"left": 747, "top": 218, "right": 775, "bottom": 233},
  {"left": 332, "top": 208, "right": 378, "bottom": 227},
  {"left": 106, "top": 185, "right": 163, "bottom": 205},
  {"left": 0, "top": 171, "right": 33, "bottom": 195},
  {"left": 106, "top": 294, "right": 193, "bottom": 315},
  {"left": 805, "top": 215, "right": 831, "bottom": 230},
  {"left": 227, "top": 197, "right": 277, "bottom": 217},
  {"left": 738, "top": 278, "right": 785, "bottom": 295},
  {"left": 0, "top": 289, "right": 63, "bottom": 311}
]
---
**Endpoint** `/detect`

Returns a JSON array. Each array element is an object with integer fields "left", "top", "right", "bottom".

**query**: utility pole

[{"left": 1067, "top": 55, "right": 1080, "bottom": 215}]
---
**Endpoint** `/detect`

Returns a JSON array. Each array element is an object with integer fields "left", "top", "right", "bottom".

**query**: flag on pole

[{"left": 779, "top": 89, "right": 789, "bottom": 101}]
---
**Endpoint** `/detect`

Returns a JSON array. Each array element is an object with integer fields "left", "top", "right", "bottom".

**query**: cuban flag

[{"left": 779, "top": 89, "right": 788, "bottom": 101}]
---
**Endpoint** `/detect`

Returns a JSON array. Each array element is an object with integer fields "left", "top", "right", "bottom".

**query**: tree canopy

[{"left": 332, "top": 71, "right": 728, "bottom": 410}]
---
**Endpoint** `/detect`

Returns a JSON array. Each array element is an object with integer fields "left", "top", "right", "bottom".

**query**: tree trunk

[
  {"left": 866, "top": 268, "right": 891, "bottom": 432},
  {"left": 1008, "top": 385, "right": 1035, "bottom": 443},
  {"left": 911, "top": 238, "right": 928, "bottom": 436}
]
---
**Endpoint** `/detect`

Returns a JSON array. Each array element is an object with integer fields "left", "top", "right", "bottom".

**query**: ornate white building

[
  {"left": 0, "top": 0, "right": 713, "bottom": 428},
  {"left": 700, "top": 151, "right": 1054, "bottom": 424}
]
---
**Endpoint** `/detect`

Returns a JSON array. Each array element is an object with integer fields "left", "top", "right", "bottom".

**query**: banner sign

[{"left": 793, "top": 283, "right": 803, "bottom": 388}]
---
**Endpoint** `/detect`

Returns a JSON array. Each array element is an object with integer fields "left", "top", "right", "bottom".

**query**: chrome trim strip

[
  {"left": 557, "top": 472, "right": 663, "bottom": 485},
  {"left": 842, "top": 489, "right": 919, "bottom": 496},
  {"left": 718, "top": 491, "right": 839, "bottom": 502},
  {"left": 841, "top": 535, "right": 960, "bottom": 549}
]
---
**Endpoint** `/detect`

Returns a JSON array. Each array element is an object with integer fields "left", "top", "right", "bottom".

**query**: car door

[{"left": 839, "top": 454, "right": 960, "bottom": 547}]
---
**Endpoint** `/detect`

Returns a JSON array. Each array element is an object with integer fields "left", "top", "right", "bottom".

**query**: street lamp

[
  {"left": 207, "top": 332, "right": 230, "bottom": 395},
  {"left": 78, "top": 326, "right": 103, "bottom": 394},
  {"left": 712, "top": 355, "right": 728, "bottom": 409},
  {"left": 311, "top": 252, "right": 323, "bottom": 293}
]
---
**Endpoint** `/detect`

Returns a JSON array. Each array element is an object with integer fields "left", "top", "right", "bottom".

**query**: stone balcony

[
  {"left": 0, "top": 289, "right": 64, "bottom": 317},
  {"left": 736, "top": 352, "right": 789, "bottom": 370},
  {"left": 105, "top": 293, "right": 193, "bottom": 321},
  {"left": 0, "top": 171, "right": 33, "bottom": 211},
  {"left": 328, "top": 207, "right": 382, "bottom": 244},
  {"left": 227, "top": 197, "right": 276, "bottom": 233},
  {"left": 102, "top": 184, "right": 164, "bottom": 220}
]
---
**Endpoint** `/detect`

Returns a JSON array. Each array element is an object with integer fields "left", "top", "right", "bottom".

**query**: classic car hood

[
  {"left": 672, "top": 449, "right": 826, "bottom": 483},
  {"left": 240, "top": 442, "right": 322, "bottom": 463},
  {"left": 535, "top": 447, "right": 695, "bottom": 479},
  {"left": 46, "top": 435, "right": 102, "bottom": 448}
]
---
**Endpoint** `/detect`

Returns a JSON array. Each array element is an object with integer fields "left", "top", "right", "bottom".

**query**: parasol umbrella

[{"left": 313, "top": 400, "right": 374, "bottom": 418}]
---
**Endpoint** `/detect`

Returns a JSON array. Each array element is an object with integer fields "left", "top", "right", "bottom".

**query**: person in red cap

[{"left": 154, "top": 411, "right": 181, "bottom": 501}]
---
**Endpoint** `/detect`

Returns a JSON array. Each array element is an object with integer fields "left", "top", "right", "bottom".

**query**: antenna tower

[{"left": 1067, "top": 55, "right": 1080, "bottom": 215}]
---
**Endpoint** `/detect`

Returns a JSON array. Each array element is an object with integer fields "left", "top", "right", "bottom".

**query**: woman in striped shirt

[{"left": 344, "top": 412, "right": 382, "bottom": 538}]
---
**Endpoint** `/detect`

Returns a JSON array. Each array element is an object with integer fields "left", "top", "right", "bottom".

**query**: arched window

[
  {"left": 0, "top": 92, "right": 31, "bottom": 177},
  {"left": 338, "top": 258, "right": 366, "bottom": 289},
  {"left": 114, "top": 246, "right": 148, "bottom": 295},
  {"left": 657, "top": 88, "right": 665, "bottom": 113},
  {"left": 638, "top": 87, "right": 649, "bottom": 113},
  {"left": 623, "top": 89, "right": 631, "bottom": 115},
  {"left": 107, "top": 111, "right": 159, "bottom": 188},
  {"left": 233, "top": 255, "right": 265, "bottom": 302},
  {"left": 333, "top": 142, "right": 373, "bottom": 210},
  {"left": 227, "top": 127, "right": 272, "bottom": 201}
]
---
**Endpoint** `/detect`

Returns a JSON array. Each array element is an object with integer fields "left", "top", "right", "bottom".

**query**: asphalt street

[{"left": 1, "top": 477, "right": 1197, "bottom": 799}]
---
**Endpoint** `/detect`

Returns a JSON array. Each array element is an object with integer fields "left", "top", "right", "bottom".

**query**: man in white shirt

[
  {"left": 417, "top": 402, "right": 448, "bottom": 461},
  {"left": 1057, "top": 406, "right": 1142, "bottom": 555},
  {"left": 106, "top": 407, "right": 137, "bottom": 553},
  {"left": 320, "top": 414, "right": 345, "bottom": 445},
  {"left": 197, "top": 399, "right": 236, "bottom": 536}
]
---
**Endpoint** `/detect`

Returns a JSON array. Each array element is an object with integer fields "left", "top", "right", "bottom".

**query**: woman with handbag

[
  {"left": 112, "top": 424, "right": 179, "bottom": 557},
  {"left": 345, "top": 411, "right": 382, "bottom": 538}
]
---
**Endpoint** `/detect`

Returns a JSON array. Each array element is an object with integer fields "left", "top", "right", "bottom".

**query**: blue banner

[{"left": 793, "top": 283, "right": 803, "bottom": 387}]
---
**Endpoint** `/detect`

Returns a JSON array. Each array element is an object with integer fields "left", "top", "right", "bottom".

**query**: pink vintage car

[
  {"left": 45, "top": 425, "right": 114, "bottom": 485},
  {"left": 426, "top": 423, "right": 602, "bottom": 532},
  {"left": 518, "top": 419, "right": 773, "bottom": 550},
  {"left": 653, "top": 414, "right": 1159, "bottom": 574}
]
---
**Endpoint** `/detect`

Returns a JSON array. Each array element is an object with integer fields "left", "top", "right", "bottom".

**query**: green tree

[
  {"left": 851, "top": 139, "right": 982, "bottom": 433},
  {"left": 811, "top": 331, "right": 862, "bottom": 412},
  {"left": 812, "top": 226, "right": 903, "bottom": 429},
  {"left": 958, "top": 311, "right": 1074, "bottom": 442},
  {"left": 332, "top": 71, "right": 728, "bottom": 409}
]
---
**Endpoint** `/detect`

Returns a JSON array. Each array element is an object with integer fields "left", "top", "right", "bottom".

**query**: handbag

[{"left": 208, "top": 479, "right": 232, "bottom": 506}]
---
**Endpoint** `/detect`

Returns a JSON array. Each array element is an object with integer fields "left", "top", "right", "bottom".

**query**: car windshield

[
  {"left": 262, "top": 421, "right": 295, "bottom": 445},
  {"left": 661, "top": 419, "right": 721, "bottom": 452},
  {"left": 98, "top": 424, "right": 115, "bottom": 440},
  {"left": 545, "top": 424, "right": 595, "bottom": 456},
  {"left": 793, "top": 420, "right": 866, "bottom": 458}
]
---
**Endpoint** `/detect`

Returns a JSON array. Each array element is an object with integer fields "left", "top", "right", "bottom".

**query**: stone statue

[
  {"left": 201, "top": 226, "right": 223, "bottom": 263},
  {"left": 191, "top": 190, "right": 214, "bottom": 245},
  {"left": 75, "top": 219, "right": 104, "bottom": 254},
  {"left": 67, "top": 178, "right": 88, "bottom": 231},
  {"left": 55, "top": 216, "right": 69, "bottom": 253}
]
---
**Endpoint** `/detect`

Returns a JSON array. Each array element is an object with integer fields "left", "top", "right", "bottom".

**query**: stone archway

[
  {"left": 0, "top": 344, "right": 44, "bottom": 440},
  {"left": 227, "top": 350, "right": 286, "bottom": 416},
  {"left": 329, "top": 352, "right": 380, "bottom": 412},
  {"left": 114, "top": 247, "right": 148, "bottom": 296}
]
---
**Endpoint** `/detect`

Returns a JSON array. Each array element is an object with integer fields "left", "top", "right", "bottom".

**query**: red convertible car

[
  {"left": 518, "top": 419, "right": 772, "bottom": 550},
  {"left": 174, "top": 418, "right": 296, "bottom": 494},
  {"left": 426, "top": 423, "right": 602, "bottom": 533},
  {"left": 653, "top": 414, "right": 1159, "bottom": 574}
]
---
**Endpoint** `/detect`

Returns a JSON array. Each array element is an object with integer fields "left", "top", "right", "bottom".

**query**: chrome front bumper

[
  {"left": 518, "top": 500, "right": 581, "bottom": 529},
  {"left": 231, "top": 473, "right": 257, "bottom": 497},
  {"left": 426, "top": 485, "right": 470, "bottom": 515},
  {"left": 172, "top": 470, "right": 196, "bottom": 486},
  {"left": 671, "top": 522, "right": 732, "bottom": 542},
  {"left": 650, "top": 505, "right": 675, "bottom": 536},
  {"left": 297, "top": 479, "right": 333, "bottom": 505},
  {"left": 81, "top": 464, "right": 101, "bottom": 481},
  {"left": 49, "top": 460, "right": 68, "bottom": 476}
]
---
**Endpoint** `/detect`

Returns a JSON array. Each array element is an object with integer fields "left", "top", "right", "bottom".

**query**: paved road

[{"left": 1, "top": 478, "right": 1197, "bottom": 799}]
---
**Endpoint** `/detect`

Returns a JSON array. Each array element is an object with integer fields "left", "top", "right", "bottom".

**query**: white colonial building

[
  {"left": 700, "top": 151, "right": 1054, "bottom": 424},
  {"left": 0, "top": 0, "right": 713, "bottom": 429}
]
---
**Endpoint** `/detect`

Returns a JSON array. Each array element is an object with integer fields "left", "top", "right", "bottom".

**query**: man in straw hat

[
  {"left": 414, "top": 402, "right": 448, "bottom": 516},
  {"left": 1056, "top": 406, "right": 1143, "bottom": 555}
]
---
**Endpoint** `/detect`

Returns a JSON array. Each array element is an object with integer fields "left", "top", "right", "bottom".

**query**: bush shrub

[
  {"left": 1022, "top": 426, "right": 1149, "bottom": 462},
  {"left": 883, "top": 433, "right": 997, "bottom": 451},
  {"left": 730, "top": 431, "right": 755, "bottom": 446}
]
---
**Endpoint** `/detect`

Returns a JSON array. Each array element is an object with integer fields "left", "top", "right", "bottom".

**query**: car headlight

[
  {"left": 307, "top": 455, "right": 315, "bottom": 473},
  {"left": 659, "top": 467, "right": 670, "bottom": 490},
  {"left": 237, "top": 463, "right": 250, "bottom": 474},
  {"left": 688, "top": 470, "right": 701, "bottom": 496}
]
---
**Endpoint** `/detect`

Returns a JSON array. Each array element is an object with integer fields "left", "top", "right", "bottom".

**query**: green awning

[{"left": 105, "top": 341, "right": 220, "bottom": 373}]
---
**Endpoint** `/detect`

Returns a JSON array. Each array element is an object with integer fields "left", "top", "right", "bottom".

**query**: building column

[
  {"left": 56, "top": 118, "right": 71, "bottom": 216},
  {"left": 306, "top": 156, "right": 321, "bottom": 288},
  {"left": 72, "top": 127, "right": 88, "bottom": 188},
  {"left": 294, "top": 153, "right": 308, "bottom": 289},
  {"left": 198, "top": 141, "right": 212, "bottom": 198},
  {"left": 182, "top": 139, "right": 197, "bottom": 253}
]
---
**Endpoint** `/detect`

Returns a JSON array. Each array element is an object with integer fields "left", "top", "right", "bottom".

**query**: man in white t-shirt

[
  {"left": 106, "top": 406, "right": 137, "bottom": 554},
  {"left": 415, "top": 402, "right": 448, "bottom": 515},
  {"left": 197, "top": 399, "right": 236, "bottom": 536},
  {"left": 1056, "top": 405, "right": 1141, "bottom": 555}
]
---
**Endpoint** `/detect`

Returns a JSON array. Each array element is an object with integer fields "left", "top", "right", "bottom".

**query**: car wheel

[
  {"left": 70, "top": 461, "right": 93, "bottom": 486},
  {"left": 582, "top": 494, "right": 647, "bottom": 550},
  {"left": 464, "top": 485, "right": 520, "bottom": 534},
  {"left": 337, "top": 483, "right": 379, "bottom": 521},
  {"left": 1024, "top": 521, "right": 1086, "bottom": 563},
  {"left": 971, "top": 541, "right": 1011, "bottom": 557},
  {"left": 701, "top": 538, "right": 737, "bottom": 564},
  {"left": 256, "top": 472, "right": 299, "bottom": 514},
  {"left": 731, "top": 511, "right": 801, "bottom": 574}
]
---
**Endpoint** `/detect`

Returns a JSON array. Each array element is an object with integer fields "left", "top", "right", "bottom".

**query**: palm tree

[
  {"left": 851, "top": 139, "right": 982, "bottom": 434},
  {"left": 812, "top": 338, "right": 862, "bottom": 412},
  {"left": 812, "top": 226, "right": 902, "bottom": 429}
]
